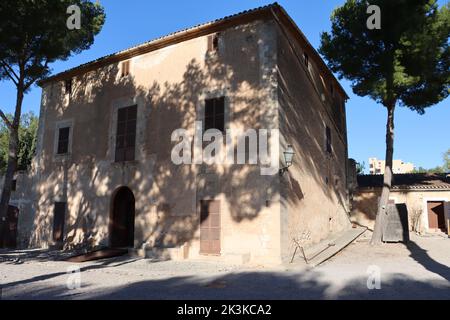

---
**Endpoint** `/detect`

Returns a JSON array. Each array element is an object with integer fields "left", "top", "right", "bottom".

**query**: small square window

[
  {"left": 207, "top": 34, "right": 219, "bottom": 53},
  {"left": 325, "top": 126, "right": 332, "bottom": 154},
  {"left": 65, "top": 79, "right": 72, "bottom": 95},
  {"left": 121, "top": 61, "right": 130, "bottom": 78}
]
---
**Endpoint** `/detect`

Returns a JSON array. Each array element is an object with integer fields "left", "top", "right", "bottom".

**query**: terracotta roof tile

[
  {"left": 357, "top": 173, "right": 450, "bottom": 190},
  {"left": 37, "top": 2, "right": 348, "bottom": 99}
]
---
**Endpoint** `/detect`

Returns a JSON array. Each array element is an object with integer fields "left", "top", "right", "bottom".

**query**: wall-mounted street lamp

[{"left": 279, "top": 144, "right": 295, "bottom": 176}]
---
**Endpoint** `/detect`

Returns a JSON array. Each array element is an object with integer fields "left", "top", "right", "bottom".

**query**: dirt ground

[{"left": 0, "top": 233, "right": 449, "bottom": 300}]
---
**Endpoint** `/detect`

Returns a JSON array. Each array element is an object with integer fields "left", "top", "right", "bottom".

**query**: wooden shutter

[
  {"left": 214, "top": 96, "right": 225, "bottom": 132},
  {"left": 65, "top": 79, "right": 72, "bottom": 95},
  {"left": 121, "top": 61, "right": 130, "bottom": 77},
  {"left": 200, "top": 200, "right": 221, "bottom": 255},
  {"left": 115, "top": 105, "right": 137, "bottom": 162},
  {"left": 207, "top": 34, "right": 219, "bottom": 52},
  {"left": 207, "top": 35, "right": 213, "bottom": 52},
  {"left": 204, "top": 98, "right": 215, "bottom": 132},
  {"left": 326, "top": 126, "right": 332, "bottom": 154},
  {"left": 204, "top": 97, "right": 225, "bottom": 133},
  {"left": 57, "top": 127, "right": 70, "bottom": 154}
]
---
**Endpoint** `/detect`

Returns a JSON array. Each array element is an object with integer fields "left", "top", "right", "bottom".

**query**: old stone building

[
  {"left": 352, "top": 173, "right": 450, "bottom": 236},
  {"left": 14, "top": 4, "right": 351, "bottom": 264}
]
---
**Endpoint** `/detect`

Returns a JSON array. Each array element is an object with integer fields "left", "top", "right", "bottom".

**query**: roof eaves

[
  {"left": 269, "top": 5, "right": 349, "bottom": 99},
  {"left": 38, "top": 3, "right": 278, "bottom": 87}
]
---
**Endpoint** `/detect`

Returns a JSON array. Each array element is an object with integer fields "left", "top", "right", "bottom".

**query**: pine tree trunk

[
  {"left": 0, "top": 87, "right": 23, "bottom": 245},
  {"left": 370, "top": 103, "right": 395, "bottom": 245}
]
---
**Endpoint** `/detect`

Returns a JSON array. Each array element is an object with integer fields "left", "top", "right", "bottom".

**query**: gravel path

[{"left": 1, "top": 233, "right": 449, "bottom": 299}]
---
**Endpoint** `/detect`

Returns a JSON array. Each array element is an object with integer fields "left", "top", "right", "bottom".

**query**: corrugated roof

[
  {"left": 37, "top": 3, "right": 348, "bottom": 98},
  {"left": 357, "top": 173, "right": 450, "bottom": 190}
]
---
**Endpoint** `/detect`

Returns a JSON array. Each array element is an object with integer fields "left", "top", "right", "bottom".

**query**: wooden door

[
  {"left": 0, "top": 205, "right": 19, "bottom": 248},
  {"left": 110, "top": 187, "right": 135, "bottom": 248},
  {"left": 427, "top": 201, "right": 446, "bottom": 232},
  {"left": 53, "top": 202, "right": 66, "bottom": 245},
  {"left": 200, "top": 200, "right": 221, "bottom": 255}
]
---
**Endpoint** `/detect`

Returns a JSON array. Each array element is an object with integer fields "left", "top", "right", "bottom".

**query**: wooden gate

[
  {"left": 383, "top": 203, "right": 409, "bottom": 243},
  {"left": 199, "top": 200, "right": 221, "bottom": 255}
]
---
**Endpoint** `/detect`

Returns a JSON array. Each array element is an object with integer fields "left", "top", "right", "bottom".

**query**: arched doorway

[{"left": 110, "top": 187, "right": 135, "bottom": 248}]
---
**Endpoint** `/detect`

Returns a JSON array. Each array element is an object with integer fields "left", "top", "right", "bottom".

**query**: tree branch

[
  {"left": 0, "top": 60, "right": 19, "bottom": 86},
  {"left": 0, "top": 109, "right": 13, "bottom": 131},
  {"left": 24, "top": 59, "right": 49, "bottom": 90}
]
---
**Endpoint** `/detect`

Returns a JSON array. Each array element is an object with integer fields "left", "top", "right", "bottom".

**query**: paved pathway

[{"left": 0, "top": 234, "right": 449, "bottom": 299}]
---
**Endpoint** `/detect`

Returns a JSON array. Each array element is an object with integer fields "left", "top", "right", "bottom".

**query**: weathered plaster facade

[
  {"left": 17, "top": 4, "right": 351, "bottom": 264},
  {"left": 352, "top": 188, "right": 450, "bottom": 234},
  {"left": 352, "top": 174, "right": 450, "bottom": 235},
  {"left": 0, "top": 171, "right": 34, "bottom": 248}
]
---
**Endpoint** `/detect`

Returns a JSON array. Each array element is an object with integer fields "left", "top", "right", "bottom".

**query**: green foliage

[
  {"left": 411, "top": 150, "right": 450, "bottom": 173},
  {"left": 319, "top": 0, "right": 450, "bottom": 111},
  {"left": 411, "top": 166, "right": 445, "bottom": 173},
  {"left": 0, "top": 0, "right": 105, "bottom": 90},
  {"left": 444, "top": 149, "right": 450, "bottom": 171},
  {"left": 356, "top": 161, "right": 366, "bottom": 174},
  {"left": 0, "top": 112, "right": 38, "bottom": 173}
]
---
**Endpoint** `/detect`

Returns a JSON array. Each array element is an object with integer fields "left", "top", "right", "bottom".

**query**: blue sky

[{"left": 1, "top": 0, "right": 449, "bottom": 171}]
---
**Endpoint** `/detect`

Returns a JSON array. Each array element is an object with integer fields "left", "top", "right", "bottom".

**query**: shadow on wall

[
  {"left": 350, "top": 190, "right": 379, "bottom": 230},
  {"left": 275, "top": 25, "right": 352, "bottom": 251},
  {"left": 29, "top": 23, "right": 291, "bottom": 253}
]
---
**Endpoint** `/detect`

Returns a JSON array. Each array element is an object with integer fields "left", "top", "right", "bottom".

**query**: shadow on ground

[
  {"left": 406, "top": 240, "right": 450, "bottom": 283},
  {"left": 1, "top": 237, "right": 449, "bottom": 300},
  {"left": 2, "top": 269, "right": 449, "bottom": 300}
]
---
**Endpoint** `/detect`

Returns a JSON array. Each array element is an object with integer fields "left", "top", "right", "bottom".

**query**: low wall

[{"left": 351, "top": 187, "right": 450, "bottom": 234}]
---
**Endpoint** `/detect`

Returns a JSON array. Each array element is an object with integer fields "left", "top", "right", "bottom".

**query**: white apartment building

[{"left": 369, "top": 158, "right": 415, "bottom": 174}]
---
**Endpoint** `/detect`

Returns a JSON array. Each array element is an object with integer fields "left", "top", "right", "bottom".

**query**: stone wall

[
  {"left": 17, "top": 16, "right": 352, "bottom": 264},
  {"left": 352, "top": 188, "right": 450, "bottom": 233},
  {"left": 276, "top": 23, "right": 351, "bottom": 262},
  {"left": 30, "top": 19, "right": 284, "bottom": 264}
]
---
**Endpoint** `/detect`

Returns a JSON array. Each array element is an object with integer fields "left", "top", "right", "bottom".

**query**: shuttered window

[
  {"left": 115, "top": 105, "right": 137, "bottom": 162},
  {"left": 57, "top": 127, "right": 70, "bottom": 155},
  {"left": 65, "top": 79, "right": 72, "bottom": 95},
  {"left": 204, "top": 97, "right": 225, "bottom": 133},
  {"left": 121, "top": 61, "right": 130, "bottom": 78},
  {"left": 325, "top": 126, "right": 332, "bottom": 154},
  {"left": 207, "top": 34, "right": 219, "bottom": 53}
]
